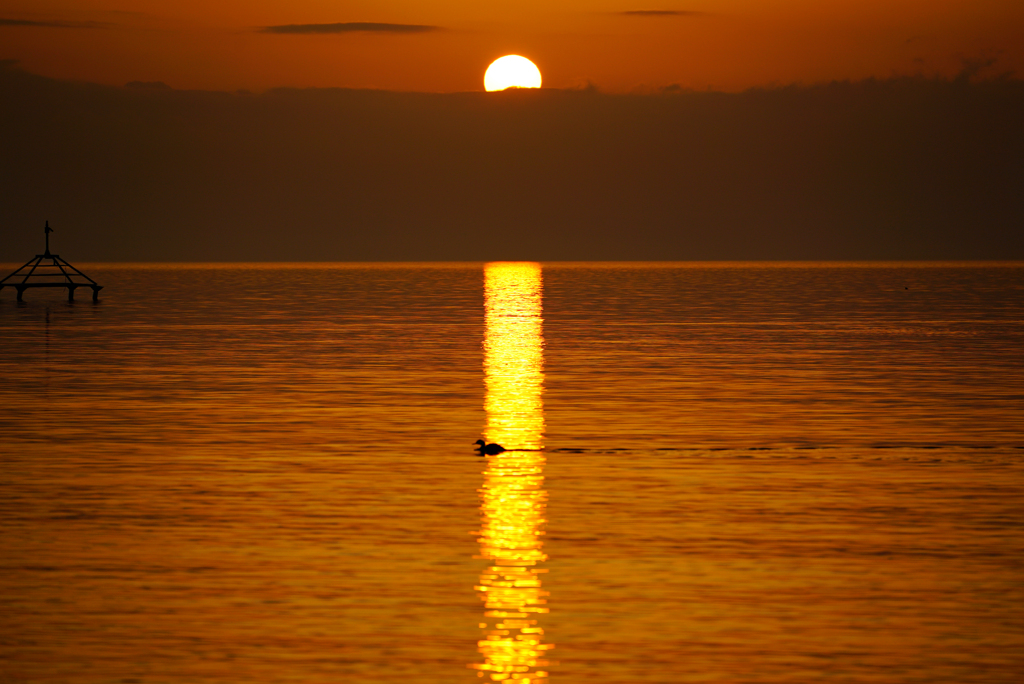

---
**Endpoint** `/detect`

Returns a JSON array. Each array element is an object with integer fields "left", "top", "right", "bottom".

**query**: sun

[{"left": 484, "top": 55, "right": 542, "bottom": 92}]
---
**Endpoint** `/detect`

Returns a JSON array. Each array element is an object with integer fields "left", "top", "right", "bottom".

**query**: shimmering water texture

[
  {"left": 1, "top": 263, "right": 1023, "bottom": 684},
  {"left": 474, "top": 263, "right": 551, "bottom": 682}
]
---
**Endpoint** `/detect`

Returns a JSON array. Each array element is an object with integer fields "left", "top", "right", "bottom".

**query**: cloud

[
  {"left": 261, "top": 22, "right": 440, "bottom": 35},
  {"left": 0, "top": 18, "right": 107, "bottom": 28},
  {"left": 2, "top": 66, "right": 1022, "bottom": 262},
  {"left": 621, "top": 10, "right": 703, "bottom": 16}
]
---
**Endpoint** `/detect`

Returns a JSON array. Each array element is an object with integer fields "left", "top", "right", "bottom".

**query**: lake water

[{"left": 1, "top": 262, "right": 1023, "bottom": 684}]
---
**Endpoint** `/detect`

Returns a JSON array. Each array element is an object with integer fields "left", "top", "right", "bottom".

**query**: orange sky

[{"left": 1, "top": 0, "right": 1022, "bottom": 91}]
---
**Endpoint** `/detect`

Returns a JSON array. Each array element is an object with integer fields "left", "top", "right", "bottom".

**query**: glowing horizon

[{"left": 0, "top": 0, "right": 1020, "bottom": 92}]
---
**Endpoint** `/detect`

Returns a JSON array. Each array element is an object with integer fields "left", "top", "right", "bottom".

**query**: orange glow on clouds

[{"left": 0, "top": 0, "right": 1021, "bottom": 91}]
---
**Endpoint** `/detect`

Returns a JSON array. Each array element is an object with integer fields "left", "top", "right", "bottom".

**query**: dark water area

[{"left": 1, "top": 263, "right": 1022, "bottom": 683}]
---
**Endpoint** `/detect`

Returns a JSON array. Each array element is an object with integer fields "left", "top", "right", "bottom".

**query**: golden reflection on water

[{"left": 472, "top": 262, "right": 551, "bottom": 682}]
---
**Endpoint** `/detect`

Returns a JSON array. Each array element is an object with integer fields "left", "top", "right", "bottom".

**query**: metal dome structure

[{"left": 0, "top": 221, "right": 103, "bottom": 302}]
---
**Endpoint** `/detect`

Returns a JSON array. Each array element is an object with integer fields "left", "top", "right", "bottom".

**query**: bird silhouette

[{"left": 474, "top": 439, "right": 506, "bottom": 455}]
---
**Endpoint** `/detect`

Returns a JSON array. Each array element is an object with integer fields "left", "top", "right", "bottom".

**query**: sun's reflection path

[{"left": 471, "top": 262, "right": 552, "bottom": 682}]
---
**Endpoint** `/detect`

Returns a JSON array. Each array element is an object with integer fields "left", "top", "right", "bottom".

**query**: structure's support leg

[
  {"left": 91, "top": 285, "right": 101, "bottom": 302},
  {"left": 68, "top": 285, "right": 76, "bottom": 302},
  {"left": 16, "top": 286, "right": 24, "bottom": 302}
]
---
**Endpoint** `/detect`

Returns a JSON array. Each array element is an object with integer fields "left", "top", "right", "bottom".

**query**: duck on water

[{"left": 474, "top": 440, "right": 506, "bottom": 455}]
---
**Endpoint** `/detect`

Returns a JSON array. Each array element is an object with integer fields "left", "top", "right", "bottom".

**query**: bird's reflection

[{"left": 471, "top": 262, "right": 551, "bottom": 682}]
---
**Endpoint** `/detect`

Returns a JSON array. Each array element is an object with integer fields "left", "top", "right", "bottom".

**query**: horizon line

[
  {"left": 3, "top": 260, "right": 1022, "bottom": 269},
  {"left": 3, "top": 61, "right": 1019, "bottom": 96}
]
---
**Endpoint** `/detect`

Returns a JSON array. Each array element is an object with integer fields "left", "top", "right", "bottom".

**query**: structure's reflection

[{"left": 472, "top": 262, "right": 551, "bottom": 682}]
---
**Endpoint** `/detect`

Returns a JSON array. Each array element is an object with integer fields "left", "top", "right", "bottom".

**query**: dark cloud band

[{"left": 262, "top": 22, "right": 439, "bottom": 35}]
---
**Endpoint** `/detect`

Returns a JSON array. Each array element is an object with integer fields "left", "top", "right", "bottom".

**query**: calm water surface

[{"left": 1, "top": 263, "right": 1023, "bottom": 684}]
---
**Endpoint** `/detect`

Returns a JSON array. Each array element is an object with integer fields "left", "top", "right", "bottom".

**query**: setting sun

[{"left": 484, "top": 55, "right": 542, "bottom": 92}]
